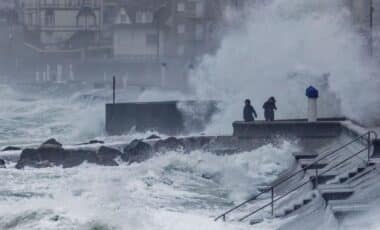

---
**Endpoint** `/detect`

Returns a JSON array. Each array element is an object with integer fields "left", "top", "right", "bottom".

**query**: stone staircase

[
  {"left": 216, "top": 132, "right": 379, "bottom": 226},
  {"left": 326, "top": 163, "right": 375, "bottom": 184},
  {"left": 268, "top": 151, "right": 377, "bottom": 219},
  {"left": 275, "top": 192, "right": 317, "bottom": 217}
]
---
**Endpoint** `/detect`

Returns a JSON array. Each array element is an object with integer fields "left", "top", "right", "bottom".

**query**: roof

[{"left": 114, "top": 0, "right": 170, "bottom": 27}]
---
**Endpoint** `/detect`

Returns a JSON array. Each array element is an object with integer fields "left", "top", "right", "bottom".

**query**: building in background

[
  {"left": 2, "top": 0, "right": 245, "bottom": 88},
  {"left": 18, "top": 0, "right": 104, "bottom": 57},
  {"left": 112, "top": 0, "right": 167, "bottom": 59}
]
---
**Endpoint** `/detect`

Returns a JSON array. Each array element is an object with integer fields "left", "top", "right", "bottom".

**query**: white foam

[{"left": 0, "top": 142, "right": 295, "bottom": 229}]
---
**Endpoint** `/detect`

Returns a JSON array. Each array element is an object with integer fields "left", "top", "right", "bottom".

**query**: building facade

[
  {"left": 19, "top": 0, "right": 103, "bottom": 53},
  {"left": 8, "top": 0, "right": 234, "bottom": 87}
]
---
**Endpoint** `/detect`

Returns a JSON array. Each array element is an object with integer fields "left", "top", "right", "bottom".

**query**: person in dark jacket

[
  {"left": 263, "top": 97, "right": 277, "bottom": 121},
  {"left": 243, "top": 99, "right": 257, "bottom": 122}
]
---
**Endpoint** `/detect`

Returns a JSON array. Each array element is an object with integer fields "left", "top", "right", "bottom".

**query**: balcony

[
  {"left": 23, "top": 0, "right": 101, "bottom": 10},
  {"left": 45, "top": 25, "right": 100, "bottom": 31},
  {"left": 185, "top": 11, "right": 204, "bottom": 19},
  {"left": 25, "top": 24, "right": 100, "bottom": 32}
]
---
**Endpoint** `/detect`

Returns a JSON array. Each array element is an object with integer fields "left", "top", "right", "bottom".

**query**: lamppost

[{"left": 370, "top": 0, "right": 374, "bottom": 56}]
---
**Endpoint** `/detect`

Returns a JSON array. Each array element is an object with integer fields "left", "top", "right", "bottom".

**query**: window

[
  {"left": 136, "top": 11, "right": 143, "bottom": 23},
  {"left": 146, "top": 34, "right": 158, "bottom": 46},
  {"left": 136, "top": 11, "right": 153, "bottom": 23},
  {"left": 195, "top": 24, "right": 203, "bottom": 40},
  {"left": 120, "top": 13, "right": 127, "bottom": 23},
  {"left": 195, "top": 2, "right": 204, "bottom": 17},
  {"left": 45, "top": 9, "right": 54, "bottom": 26},
  {"left": 177, "top": 2, "right": 185, "bottom": 12},
  {"left": 177, "top": 45, "right": 185, "bottom": 56},
  {"left": 177, "top": 24, "right": 185, "bottom": 34},
  {"left": 27, "top": 12, "right": 33, "bottom": 25},
  {"left": 188, "top": 1, "right": 203, "bottom": 17},
  {"left": 83, "top": 0, "right": 91, "bottom": 7},
  {"left": 144, "top": 12, "right": 153, "bottom": 23}
]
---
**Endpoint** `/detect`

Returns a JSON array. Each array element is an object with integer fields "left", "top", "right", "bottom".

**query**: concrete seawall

[
  {"left": 105, "top": 101, "right": 218, "bottom": 135},
  {"left": 233, "top": 121, "right": 343, "bottom": 138}
]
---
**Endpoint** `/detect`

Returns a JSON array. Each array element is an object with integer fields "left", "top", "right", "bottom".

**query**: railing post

[
  {"left": 315, "top": 168, "right": 319, "bottom": 188},
  {"left": 368, "top": 132, "right": 371, "bottom": 163},
  {"left": 113, "top": 76, "right": 116, "bottom": 104},
  {"left": 222, "top": 214, "right": 226, "bottom": 222},
  {"left": 271, "top": 187, "right": 274, "bottom": 216}
]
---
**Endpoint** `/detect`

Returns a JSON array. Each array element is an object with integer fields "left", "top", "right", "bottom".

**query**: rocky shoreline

[{"left": 0, "top": 135, "right": 271, "bottom": 170}]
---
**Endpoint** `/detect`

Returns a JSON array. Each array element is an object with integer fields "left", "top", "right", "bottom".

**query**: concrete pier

[
  {"left": 105, "top": 100, "right": 218, "bottom": 135},
  {"left": 233, "top": 120, "right": 342, "bottom": 138}
]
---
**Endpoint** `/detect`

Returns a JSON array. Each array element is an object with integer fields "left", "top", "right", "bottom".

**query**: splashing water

[
  {"left": 0, "top": 143, "right": 296, "bottom": 230},
  {"left": 190, "top": 0, "right": 380, "bottom": 134},
  {"left": 0, "top": 84, "right": 106, "bottom": 146}
]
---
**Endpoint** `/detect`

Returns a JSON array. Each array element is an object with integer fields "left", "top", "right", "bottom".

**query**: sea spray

[{"left": 190, "top": 0, "right": 380, "bottom": 133}]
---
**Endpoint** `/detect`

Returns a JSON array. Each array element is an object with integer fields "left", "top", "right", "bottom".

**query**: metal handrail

[
  {"left": 215, "top": 131, "right": 378, "bottom": 221},
  {"left": 239, "top": 147, "right": 368, "bottom": 221}
]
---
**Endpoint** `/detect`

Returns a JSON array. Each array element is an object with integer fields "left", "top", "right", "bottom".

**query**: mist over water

[
  {"left": 0, "top": 84, "right": 106, "bottom": 146},
  {"left": 190, "top": 0, "right": 380, "bottom": 133}
]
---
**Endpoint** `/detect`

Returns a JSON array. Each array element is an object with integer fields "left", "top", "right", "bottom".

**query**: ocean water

[
  {"left": 1, "top": 0, "right": 380, "bottom": 229},
  {"left": 0, "top": 83, "right": 299, "bottom": 229},
  {"left": 0, "top": 84, "right": 106, "bottom": 147}
]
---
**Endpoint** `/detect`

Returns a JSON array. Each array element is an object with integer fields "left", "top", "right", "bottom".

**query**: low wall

[
  {"left": 105, "top": 101, "right": 218, "bottom": 135},
  {"left": 233, "top": 121, "right": 342, "bottom": 138},
  {"left": 373, "top": 139, "right": 380, "bottom": 157}
]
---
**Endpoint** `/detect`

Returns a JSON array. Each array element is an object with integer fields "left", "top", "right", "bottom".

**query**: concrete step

[
  {"left": 276, "top": 193, "right": 317, "bottom": 217},
  {"left": 309, "top": 174, "right": 336, "bottom": 185},
  {"left": 329, "top": 201, "right": 371, "bottom": 220},
  {"left": 357, "top": 167, "right": 366, "bottom": 173},
  {"left": 257, "top": 186, "right": 273, "bottom": 193},
  {"left": 338, "top": 172, "right": 358, "bottom": 184},
  {"left": 249, "top": 218, "right": 264, "bottom": 225},
  {"left": 299, "top": 159, "right": 328, "bottom": 170},
  {"left": 368, "top": 158, "right": 380, "bottom": 164},
  {"left": 293, "top": 152, "right": 318, "bottom": 161},
  {"left": 327, "top": 165, "right": 373, "bottom": 185},
  {"left": 276, "top": 198, "right": 312, "bottom": 217},
  {"left": 318, "top": 184, "right": 354, "bottom": 201}
]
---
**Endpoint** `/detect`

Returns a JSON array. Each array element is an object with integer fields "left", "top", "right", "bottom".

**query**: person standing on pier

[
  {"left": 263, "top": 97, "right": 277, "bottom": 121},
  {"left": 243, "top": 99, "right": 258, "bottom": 122}
]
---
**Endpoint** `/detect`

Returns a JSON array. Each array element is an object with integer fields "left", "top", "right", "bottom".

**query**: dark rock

[
  {"left": 50, "top": 215, "right": 60, "bottom": 222},
  {"left": 122, "top": 140, "right": 153, "bottom": 163},
  {"left": 182, "top": 137, "right": 212, "bottom": 152},
  {"left": 35, "top": 160, "right": 53, "bottom": 168},
  {"left": 96, "top": 146, "right": 122, "bottom": 166},
  {"left": 0, "top": 159, "right": 5, "bottom": 168},
  {"left": 88, "top": 140, "right": 105, "bottom": 144},
  {"left": 40, "top": 138, "right": 63, "bottom": 149},
  {"left": 16, "top": 148, "right": 66, "bottom": 169},
  {"left": 15, "top": 146, "right": 117, "bottom": 169},
  {"left": 201, "top": 173, "right": 214, "bottom": 179},
  {"left": 16, "top": 149, "right": 40, "bottom": 169},
  {"left": 1, "top": 146, "right": 21, "bottom": 152},
  {"left": 146, "top": 135, "right": 161, "bottom": 140},
  {"left": 77, "top": 140, "right": 105, "bottom": 145},
  {"left": 62, "top": 150, "right": 97, "bottom": 168},
  {"left": 154, "top": 137, "right": 184, "bottom": 152}
]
